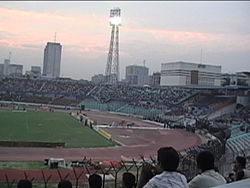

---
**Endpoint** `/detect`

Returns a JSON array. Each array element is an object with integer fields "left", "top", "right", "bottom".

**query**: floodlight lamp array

[{"left": 109, "top": 8, "right": 121, "bottom": 26}]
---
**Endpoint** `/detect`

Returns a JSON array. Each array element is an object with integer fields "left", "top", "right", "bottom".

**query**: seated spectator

[
  {"left": 226, "top": 173, "right": 235, "bottom": 183},
  {"left": 233, "top": 156, "right": 250, "bottom": 180},
  {"left": 139, "top": 146, "right": 188, "bottom": 188},
  {"left": 17, "top": 179, "right": 32, "bottom": 188},
  {"left": 188, "top": 151, "right": 226, "bottom": 188},
  {"left": 58, "top": 180, "right": 72, "bottom": 188},
  {"left": 136, "top": 163, "right": 157, "bottom": 188},
  {"left": 89, "top": 174, "right": 102, "bottom": 188},
  {"left": 122, "top": 172, "right": 136, "bottom": 188}
]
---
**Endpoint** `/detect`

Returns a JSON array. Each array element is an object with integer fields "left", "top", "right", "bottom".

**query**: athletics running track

[{"left": 0, "top": 110, "right": 201, "bottom": 183}]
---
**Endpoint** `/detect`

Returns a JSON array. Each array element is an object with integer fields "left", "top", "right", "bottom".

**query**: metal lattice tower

[{"left": 105, "top": 8, "right": 121, "bottom": 84}]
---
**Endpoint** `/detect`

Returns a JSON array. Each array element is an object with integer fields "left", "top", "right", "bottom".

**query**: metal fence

[{"left": 2, "top": 138, "right": 227, "bottom": 188}]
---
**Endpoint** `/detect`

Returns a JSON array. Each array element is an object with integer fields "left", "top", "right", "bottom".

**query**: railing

[{"left": 1, "top": 138, "right": 227, "bottom": 188}]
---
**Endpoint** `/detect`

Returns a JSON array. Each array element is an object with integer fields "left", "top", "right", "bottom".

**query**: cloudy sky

[{"left": 0, "top": 1, "right": 249, "bottom": 80}]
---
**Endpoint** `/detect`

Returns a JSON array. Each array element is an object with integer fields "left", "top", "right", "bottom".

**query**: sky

[{"left": 0, "top": 1, "right": 249, "bottom": 80}]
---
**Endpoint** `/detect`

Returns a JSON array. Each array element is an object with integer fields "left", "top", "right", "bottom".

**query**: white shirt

[
  {"left": 243, "top": 169, "right": 250, "bottom": 179},
  {"left": 143, "top": 171, "right": 188, "bottom": 188},
  {"left": 188, "top": 169, "right": 226, "bottom": 188}
]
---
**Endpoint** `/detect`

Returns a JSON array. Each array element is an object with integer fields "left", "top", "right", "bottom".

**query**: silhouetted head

[
  {"left": 196, "top": 151, "right": 215, "bottom": 172},
  {"left": 236, "top": 156, "right": 246, "bottom": 168},
  {"left": 89, "top": 174, "right": 102, "bottom": 188},
  {"left": 122, "top": 172, "right": 136, "bottom": 188},
  {"left": 157, "top": 147, "right": 179, "bottom": 171},
  {"left": 17, "top": 179, "right": 32, "bottom": 188},
  {"left": 233, "top": 156, "right": 246, "bottom": 172},
  {"left": 58, "top": 180, "right": 72, "bottom": 188}
]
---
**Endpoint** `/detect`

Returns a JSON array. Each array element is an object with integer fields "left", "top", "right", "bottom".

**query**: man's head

[
  {"left": 122, "top": 172, "right": 136, "bottom": 188},
  {"left": 196, "top": 151, "right": 214, "bottom": 172},
  {"left": 233, "top": 156, "right": 246, "bottom": 172},
  {"left": 157, "top": 147, "right": 179, "bottom": 171},
  {"left": 17, "top": 180, "right": 32, "bottom": 188},
  {"left": 89, "top": 174, "right": 102, "bottom": 188},
  {"left": 58, "top": 180, "right": 72, "bottom": 188}
]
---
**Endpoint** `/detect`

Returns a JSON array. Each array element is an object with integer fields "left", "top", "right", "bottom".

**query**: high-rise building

[
  {"left": 105, "top": 8, "right": 121, "bottom": 84},
  {"left": 221, "top": 72, "right": 250, "bottom": 86},
  {"left": 149, "top": 72, "right": 161, "bottom": 87},
  {"left": 0, "top": 64, "right": 4, "bottom": 78},
  {"left": 2, "top": 59, "right": 23, "bottom": 77},
  {"left": 160, "top": 61, "right": 221, "bottom": 86},
  {"left": 3, "top": 59, "right": 10, "bottom": 76},
  {"left": 31, "top": 66, "right": 41, "bottom": 75},
  {"left": 25, "top": 66, "right": 41, "bottom": 79},
  {"left": 8, "top": 64, "right": 23, "bottom": 77},
  {"left": 126, "top": 65, "right": 149, "bottom": 86},
  {"left": 43, "top": 42, "right": 62, "bottom": 78}
]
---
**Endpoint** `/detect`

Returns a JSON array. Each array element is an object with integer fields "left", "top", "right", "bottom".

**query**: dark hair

[
  {"left": 58, "top": 180, "right": 72, "bottom": 188},
  {"left": 236, "top": 156, "right": 246, "bottom": 168},
  {"left": 196, "top": 151, "right": 214, "bottom": 172},
  {"left": 157, "top": 147, "right": 179, "bottom": 171},
  {"left": 17, "top": 180, "right": 32, "bottom": 188},
  {"left": 122, "top": 172, "right": 136, "bottom": 188},
  {"left": 89, "top": 174, "right": 102, "bottom": 188}
]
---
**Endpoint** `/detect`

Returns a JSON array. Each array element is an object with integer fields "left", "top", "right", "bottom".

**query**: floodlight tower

[{"left": 105, "top": 7, "right": 121, "bottom": 84}]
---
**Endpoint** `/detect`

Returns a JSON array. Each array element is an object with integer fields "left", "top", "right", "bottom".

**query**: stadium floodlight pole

[{"left": 105, "top": 7, "right": 121, "bottom": 84}]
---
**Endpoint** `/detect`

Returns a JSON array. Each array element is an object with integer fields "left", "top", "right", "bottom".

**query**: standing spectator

[
  {"left": 139, "top": 147, "right": 188, "bottom": 188},
  {"left": 89, "top": 174, "right": 102, "bottom": 188},
  {"left": 233, "top": 156, "right": 250, "bottom": 180},
  {"left": 17, "top": 179, "right": 32, "bottom": 188},
  {"left": 122, "top": 172, "right": 136, "bottom": 188},
  {"left": 58, "top": 180, "right": 72, "bottom": 188},
  {"left": 189, "top": 151, "right": 226, "bottom": 188}
]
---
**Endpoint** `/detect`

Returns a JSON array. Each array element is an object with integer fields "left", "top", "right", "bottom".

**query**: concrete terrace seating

[
  {"left": 0, "top": 77, "right": 95, "bottom": 98},
  {"left": 90, "top": 85, "right": 197, "bottom": 106},
  {"left": 82, "top": 98, "right": 164, "bottom": 118},
  {"left": 229, "top": 124, "right": 246, "bottom": 138},
  {"left": 226, "top": 133, "right": 250, "bottom": 155}
]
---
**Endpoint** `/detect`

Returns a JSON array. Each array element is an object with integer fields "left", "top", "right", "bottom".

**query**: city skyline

[{"left": 0, "top": 1, "right": 249, "bottom": 80}]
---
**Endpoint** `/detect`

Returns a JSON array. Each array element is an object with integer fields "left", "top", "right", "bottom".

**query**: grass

[
  {"left": 0, "top": 161, "right": 48, "bottom": 170},
  {"left": 0, "top": 110, "right": 116, "bottom": 148},
  {"left": 0, "top": 183, "right": 59, "bottom": 188}
]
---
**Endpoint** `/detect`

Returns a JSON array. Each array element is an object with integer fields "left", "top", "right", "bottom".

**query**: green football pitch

[{"left": 0, "top": 110, "right": 116, "bottom": 148}]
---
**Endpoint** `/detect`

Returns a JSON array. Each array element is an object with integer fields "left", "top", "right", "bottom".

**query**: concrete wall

[{"left": 236, "top": 96, "right": 250, "bottom": 106}]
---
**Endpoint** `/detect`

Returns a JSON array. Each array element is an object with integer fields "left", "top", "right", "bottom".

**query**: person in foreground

[
  {"left": 139, "top": 146, "right": 188, "bottom": 188},
  {"left": 58, "top": 180, "right": 72, "bottom": 188},
  {"left": 17, "top": 179, "right": 32, "bottom": 188},
  {"left": 89, "top": 174, "right": 102, "bottom": 188},
  {"left": 122, "top": 172, "right": 136, "bottom": 188},
  {"left": 188, "top": 151, "right": 226, "bottom": 188},
  {"left": 233, "top": 156, "right": 250, "bottom": 181}
]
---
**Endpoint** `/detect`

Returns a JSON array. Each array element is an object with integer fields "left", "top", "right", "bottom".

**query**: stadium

[
  {"left": 0, "top": 2, "right": 250, "bottom": 187},
  {"left": 0, "top": 77, "right": 250, "bottom": 187}
]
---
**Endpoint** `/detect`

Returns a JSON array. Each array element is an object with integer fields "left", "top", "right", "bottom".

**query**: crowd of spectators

[
  {"left": 0, "top": 77, "right": 95, "bottom": 97},
  {"left": 15, "top": 147, "right": 249, "bottom": 188},
  {"left": 0, "top": 78, "right": 197, "bottom": 108},
  {"left": 0, "top": 78, "right": 200, "bottom": 112},
  {"left": 0, "top": 78, "right": 239, "bottom": 116},
  {"left": 0, "top": 77, "right": 95, "bottom": 105},
  {"left": 91, "top": 85, "right": 197, "bottom": 106}
]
